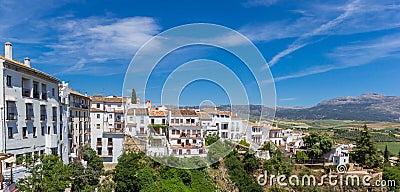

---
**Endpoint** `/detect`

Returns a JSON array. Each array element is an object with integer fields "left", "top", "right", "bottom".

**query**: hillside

[{"left": 276, "top": 93, "right": 400, "bottom": 122}]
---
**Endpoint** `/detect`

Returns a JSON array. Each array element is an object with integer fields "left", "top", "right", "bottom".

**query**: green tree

[
  {"left": 295, "top": 151, "right": 309, "bottom": 163},
  {"left": 243, "top": 151, "right": 260, "bottom": 173},
  {"left": 239, "top": 140, "right": 250, "bottom": 147},
  {"left": 205, "top": 134, "right": 220, "bottom": 146},
  {"left": 70, "top": 145, "right": 104, "bottom": 191},
  {"left": 303, "top": 131, "right": 333, "bottom": 161},
  {"left": 383, "top": 166, "right": 400, "bottom": 192},
  {"left": 384, "top": 145, "right": 390, "bottom": 163},
  {"left": 114, "top": 152, "right": 146, "bottom": 192},
  {"left": 225, "top": 152, "right": 262, "bottom": 192},
  {"left": 352, "top": 125, "right": 382, "bottom": 168},
  {"left": 17, "top": 154, "right": 72, "bottom": 192}
]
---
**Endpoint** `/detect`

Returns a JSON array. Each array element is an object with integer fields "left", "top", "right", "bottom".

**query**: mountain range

[
  {"left": 216, "top": 93, "right": 400, "bottom": 122},
  {"left": 275, "top": 93, "right": 400, "bottom": 122}
]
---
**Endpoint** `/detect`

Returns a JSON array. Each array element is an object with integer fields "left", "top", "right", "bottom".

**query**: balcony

[
  {"left": 52, "top": 116, "right": 57, "bottom": 121},
  {"left": 71, "top": 102, "right": 89, "bottom": 109},
  {"left": 33, "top": 91, "right": 40, "bottom": 99},
  {"left": 42, "top": 92, "right": 47, "bottom": 100},
  {"left": 26, "top": 115, "right": 33, "bottom": 121},
  {"left": 45, "top": 134, "right": 58, "bottom": 148},
  {"left": 6, "top": 113, "right": 16, "bottom": 120},
  {"left": 40, "top": 115, "right": 46, "bottom": 121},
  {"left": 22, "top": 88, "right": 30, "bottom": 97}
]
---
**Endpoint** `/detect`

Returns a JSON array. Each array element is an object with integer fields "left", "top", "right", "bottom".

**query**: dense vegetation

[{"left": 114, "top": 152, "right": 217, "bottom": 192}]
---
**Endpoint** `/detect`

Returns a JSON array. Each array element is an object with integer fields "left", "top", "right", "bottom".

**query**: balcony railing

[
  {"left": 71, "top": 102, "right": 89, "bottom": 109},
  {"left": 33, "top": 91, "right": 40, "bottom": 99},
  {"left": 22, "top": 88, "right": 30, "bottom": 97},
  {"left": 6, "top": 113, "right": 16, "bottom": 120},
  {"left": 42, "top": 93, "right": 47, "bottom": 100},
  {"left": 52, "top": 116, "right": 57, "bottom": 121},
  {"left": 26, "top": 115, "right": 33, "bottom": 120},
  {"left": 40, "top": 115, "right": 46, "bottom": 121}
]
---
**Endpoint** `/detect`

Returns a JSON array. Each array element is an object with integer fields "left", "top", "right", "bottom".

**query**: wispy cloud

[
  {"left": 42, "top": 16, "right": 161, "bottom": 75},
  {"left": 243, "top": 0, "right": 279, "bottom": 7},
  {"left": 280, "top": 97, "right": 297, "bottom": 101},
  {"left": 273, "top": 32, "right": 400, "bottom": 81},
  {"left": 267, "top": 0, "right": 361, "bottom": 67}
]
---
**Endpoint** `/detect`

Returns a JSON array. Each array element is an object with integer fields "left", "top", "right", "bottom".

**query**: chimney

[
  {"left": 4, "top": 42, "right": 12, "bottom": 59},
  {"left": 24, "top": 57, "right": 31, "bottom": 67}
]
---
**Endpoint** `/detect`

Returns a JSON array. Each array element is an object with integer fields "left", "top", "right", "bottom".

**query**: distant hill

[{"left": 276, "top": 93, "right": 400, "bottom": 122}]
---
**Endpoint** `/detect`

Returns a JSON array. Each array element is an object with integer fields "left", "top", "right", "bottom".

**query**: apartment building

[
  {"left": 67, "top": 88, "right": 91, "bottom": 158},
  {"left": 90, "top": 95, "right": 124, "bottom": 162},
  {"left": 0, "top": 42, "right": 64, "bottom": 180},
  {"left": 168, "top": 109, "right": 206, "bottom": 157}
]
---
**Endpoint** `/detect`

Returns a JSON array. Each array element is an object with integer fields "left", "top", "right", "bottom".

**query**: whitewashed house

[
  {"left": 90, "top": 95, "right": 124, "bottom": 162},
  {"left": 0, "top": 42, "right": 65, "bottom": 181}
]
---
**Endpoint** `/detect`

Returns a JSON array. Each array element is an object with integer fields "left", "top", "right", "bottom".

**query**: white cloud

[
  {"left": 43, "top": 16, "right": 161, "bottom": 75},
  {"left": 280, "top": 97, "right": 297, "bottom": 101},
  {"left": 243, "top": 0, "right": 279, "bottom": 7},
  {"left": 272, "top": 33, "right": 400, "bottom": 82},
  {"left": 267, "top": 0, "right": 361, "bottom": 67}
]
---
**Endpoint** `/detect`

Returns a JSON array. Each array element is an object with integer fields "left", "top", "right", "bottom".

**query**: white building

[
  {"left": 90, "top": 95, "right": 124, "bottom": 163},
  {"left": 168, "top": 109, "right": 206, "bottom": 157},
  {"left": 67, "top": 88, "right": 91, "bottom": 160},
  {"left": 0, "top": 42, "right": 65, "bottom": 182}
]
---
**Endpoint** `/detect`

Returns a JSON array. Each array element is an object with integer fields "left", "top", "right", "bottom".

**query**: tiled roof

[
  {"left": 169, "top": 109, "right": 197, "bottom": 116},
  {"left": 91, "top": 96, "right": 123, "bottom": 103},
  {"left": 68, "top": 88, "right": 90, "bottom": 98},
  {"left": 0, "top": 55, "right": 59, "bottom": 83},
  {"left": 149, "top": 110, "right": 166, "bottom": 117},
  {"left": 127, "top": 108, "right": 149, "bottom": 115},
  {"left": 196, "top": 112, "right": 211, "bottom": 119}
]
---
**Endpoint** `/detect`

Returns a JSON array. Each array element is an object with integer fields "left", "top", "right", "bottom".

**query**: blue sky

[{"left": 1, "top": 0, "right": 399, "bottom": 106}]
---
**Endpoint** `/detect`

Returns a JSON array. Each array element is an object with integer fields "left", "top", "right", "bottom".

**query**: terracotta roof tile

[
  {"left": 127, "top": 108, "right": 149, "bottom": 115},
  {"left": 149, "top": 110, "right": 166, "bottom": 117}
]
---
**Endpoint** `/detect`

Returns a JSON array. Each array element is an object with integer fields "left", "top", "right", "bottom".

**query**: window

[
  {"left": 97, "top": 114, "right": 100, "bottom": 118},
  {"left": 23, "top": 127, "right": 28, "bottom": 139},
  {"left": 26, "top": 103, "right": 34, "bottom": 120},
  {"left": 108, "top": 148, "right": 113, "bottom": 156},
  {"left": 108, "top": 138, "right": 112, "bottom": 146},
  {"left": 48, "top": 126, "right": 51, "bottom": 134},
  {"left": 97, "top": 148, "right": 102, "bottom": 155},
  {"left": 140, "top": 116, "right": 144, "bottom": 124},
  {"left": 52, "top": 107, "right": 57, "bottom": 121},
  {"left": 52, "top": 88, "right": 55, "bottom": 97},
  {"left": 33, "top": 82, "right": 39, "bottom": 99},
  {"left": 33, "top": 127, "right": 37, "bottom": 138},
  {"left": 53, "top": 125, "right": 57, "bottom": 134},
  {"left": 97, "top": 138, "right": 102, "bottom": 146},
  {"left": 109, "top": 114, "right": 112, "bottom": 118},
  {"left": 41, "top": 126, "right": 45, "bottom": 136},
  {"left": 6, "top": 75, "right": 11, "bottom": 87},
  {"left": 6, "top": 101, "right": 16, "bottom": 120},
  {"left": 40, "top": 105, "right": 46, "bottom": 121},
  {"left": 97, "top": 103, "right": 100, "bottom": 108},
  {"left": 8, "top": 127, "right": 13, "bottom": 139},
  {"left": 96, "top": 124, "right": 100, "bottom": 129}
]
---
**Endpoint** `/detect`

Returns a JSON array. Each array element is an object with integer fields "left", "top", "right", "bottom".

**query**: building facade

[
  {"left": 90, "top": 95, "right": 124, "bottom": 162},
  {"left": 0, "top": 42, "right": 65, "bottom": 181}
]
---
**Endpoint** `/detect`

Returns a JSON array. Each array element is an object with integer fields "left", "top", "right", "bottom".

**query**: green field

[{"left": 376, "top": 142, "right": 400, "bottom": 155}]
